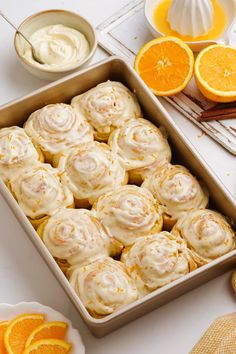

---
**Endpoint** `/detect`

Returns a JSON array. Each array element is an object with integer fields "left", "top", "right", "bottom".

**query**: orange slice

[
  {"left": 195, "top": 44, "right": 236, "bottom": 102},
  {"left": 23, "top": 339, "right": 71, "bottom": 354},
  {"left": 134, "top": 36, "right": 194, "bottom": 96},
  {"left": 25, "top": 322, "right": 68, "bottom": 348},
  {"left": 4, "top": 314, "right": 44, "bottom": 354},
  {"left": 0, "top": 321, "right": 8, "bottom": 354}
]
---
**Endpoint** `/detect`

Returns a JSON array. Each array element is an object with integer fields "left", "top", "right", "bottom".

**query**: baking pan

[{"left": 0, "top": 57, "right": 236, "bottom": 337}]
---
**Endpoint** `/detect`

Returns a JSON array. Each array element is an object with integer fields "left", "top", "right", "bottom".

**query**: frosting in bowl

[{"left": 23, "top": 24, "right": 90, "bottom": 70}]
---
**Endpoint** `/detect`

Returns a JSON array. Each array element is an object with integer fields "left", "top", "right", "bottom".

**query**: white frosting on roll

[
  {"left": 93, "top": 185, "right": 163, "bottom": 246},
  {"left": 108, "top": 118, "right": 171, "bottom": 174},
  {"left": 24, "top": 104, "right": 93, "bottom": 157},
  {"left": 121, "top": 232, "right": 192, "bottom": 295},
  {"left": 58, "top": 142, "right": 127, "bottom": 204},
  {"left": 41, "top": 208, "right": 121, "bottom": 266},
  {"left": 0, "top": 126, "right": 40, "bottom": 181},
  {"left": 9, "top": 164, "right": 73, "bottom": 220},
  {"left": 23, "top": 24, "right": 90, "bottom": 70},
  {"left": 69, "top": 257, "right": 140, "bottom": 317},
  {"left": 71, "top": 81, "right": 142, "bottom": 141},
  {"left": 172, "top": 209, "right": 236, "bottom": 265},
  {"left": 142, "top": 164, "right": 209, "bottom": 220}
]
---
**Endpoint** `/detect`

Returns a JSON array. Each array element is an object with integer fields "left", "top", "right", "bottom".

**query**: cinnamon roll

[
  {"left": 37, "top": 208, "right": 123, "bottom": 273},
  {"left": 24, "top": 103, "right": 93, "bottom": 162},
  {"left": 8, "top": 163, "right": 74, "bottom": 228},
  {"left": 93, "top": 185, "right": 163, "bottom": 246},
  {"left": 57, "top": 142, "right": 128, "bottom": 208},
  {"left": 0, "top": 126, "right": 44, "bottom": 182},
  {"left": 172, "top": 209, "right": 236, "bottom": 266},
  {"left": 142, "top": 163, "right": 209, "bottom": 229},
  {"left": 121, "top": 232, "right": 196, "bottom": 295},
  {"left": 108, "top": 118, "right": 171, "bottom": 184},
  {"left": 69, "top": 257, "right": 140, "bottom": 317},
  {"left": 71, "top": 81, "right": 142, "bottom": 141}
]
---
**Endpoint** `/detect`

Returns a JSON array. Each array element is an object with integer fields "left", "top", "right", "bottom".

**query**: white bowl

[
  {"left": 0, "top": 302, "right": 85, "bottom": 354},
  {"left": 14, "top": 9, "right": 97, "bottom": 80},
  {"left": 145, "top": 0, "right": 236, "bottom": 51}
]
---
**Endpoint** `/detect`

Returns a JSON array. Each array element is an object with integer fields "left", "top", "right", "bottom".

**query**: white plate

[{"left": 0, "top": 302, "right": 85, "bottom": 354}]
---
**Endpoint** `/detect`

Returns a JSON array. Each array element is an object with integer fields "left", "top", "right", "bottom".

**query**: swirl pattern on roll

[
  {"left": 71, "top": 81, "right": 142, "bottom": 141},
  {"left": 58, "top": 142, "right": 127, "bottom": 205},
  {"left": 172, "top": 209, "right": 236, "bottom": 265},
  {"left": 69, "top": 257, "right": 140, "bottom": 317},
  {"left": 142, "top": 163, "right": 209, "bottom": 220},
  {"left": 108, "top": 118, "right": 171, "bottom": 175},
  {"left": 40, "top": 208, "right": 122, "bottom": 266},
  {"left": 93, "top": 185, "right": 163, "bottom": 246},
  {"left": 24, "top": 103, "right": 93, "bottom": 157},
  {"left": 9, "top": 164, "right": 73, "bottom": 220},
  {"left": 0, "top": 126, "right": 40, "bottom": 181},
  {"left": 121, "top": 232, "right": 194, "bottom": 295}
]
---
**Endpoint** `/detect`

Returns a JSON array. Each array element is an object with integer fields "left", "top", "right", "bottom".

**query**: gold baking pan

[{"left": 0, "top": 57, "right": 235, "bottom": 337}]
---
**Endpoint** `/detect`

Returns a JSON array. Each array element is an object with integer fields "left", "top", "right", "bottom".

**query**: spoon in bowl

[{"left": 0, "top": 11, "right": 44, "bottom": 64}]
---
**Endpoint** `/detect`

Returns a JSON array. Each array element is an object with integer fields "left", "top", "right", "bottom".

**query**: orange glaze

[{"left": 153, "top": 0, "right": 227, "bottom": 42}]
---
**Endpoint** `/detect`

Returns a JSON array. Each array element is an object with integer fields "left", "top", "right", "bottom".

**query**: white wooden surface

[{"left": 0, "top": 1, "right": 235, "bottom": 353}]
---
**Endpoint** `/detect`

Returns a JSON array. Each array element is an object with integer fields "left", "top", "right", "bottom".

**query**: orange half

[
  {"left": 25, "top": 321, "right": 68, "bottom": 348},
  {"left": 23, "top": 339, "right": 71, "bottom": 354},
  {"left": 195, "top": 44, "right": 236, "bottom": 102},
  {"left": 4, "top": 314, "right": 45, "bottom": 354},
  {"left": 0, "top": 321, "right": 8, "bottom": 354},
  {"left": 134, "top": 36, "right": 194, "bottom": 96}
]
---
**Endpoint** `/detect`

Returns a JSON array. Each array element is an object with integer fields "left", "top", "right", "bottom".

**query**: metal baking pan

[{"left": 0, "top": 57, "right": 235, "bottom": 337}]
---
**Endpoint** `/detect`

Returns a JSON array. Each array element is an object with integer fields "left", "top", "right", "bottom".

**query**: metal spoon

[{"left": 0, "top": 11, "right": 44, "bottom": 64}]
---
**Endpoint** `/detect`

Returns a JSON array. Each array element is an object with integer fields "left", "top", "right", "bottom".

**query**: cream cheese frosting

[
  {"left": 172, "top": 209, "right": 236, "bottom": 265},
  {"left": 9, "top": 163, "right": 73, "bottom": 220},
  {"left": 23, "top": 24, "right": 90, "bottom": 70},
  {"left": 69, "top": 257, "right": 140, "bottom": 317},
  {"left": 24, "top": 103, "right": 93, "bottom": 158},
  {"left": 0, "top": 126, "right": 41, "bottom": 181},
  {"left": 40, "top": 208, "right": 122, "bottom": 266},
  {"left": 142, "top": 163, "right": 209, "bottom": 221},
  {"left": 108, "top": 118, "right": 171, "bottom": 175},
  {"left": 93, "top": 185, "right": 163, "bottom": 246},
  {"left": 121, "top": 232, "right": 194, "bottom": 295},
  {"left": 58, "top": 142, "right": 127, "bottom": 204},
  {"left": 71, "top": 81, "right": 142, "bottom": 141}
]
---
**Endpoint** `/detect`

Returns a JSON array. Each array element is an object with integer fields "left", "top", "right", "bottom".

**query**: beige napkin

[{"left": 190, "top": 313, "right": 236, "bottom": 354}]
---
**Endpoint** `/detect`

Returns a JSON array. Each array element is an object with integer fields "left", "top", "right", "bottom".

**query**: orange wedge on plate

[
  {"left": 195, "top": 44, "right": 236, "bottom": 102},
  {"left": 0, "top": 321, "right": 8, "bottom": 353},
  {"left": 4, "top": 314, "right": 44, "bottom": 354},
  {"left": 25, "top": 321, "right": 68, "bottom": 348},
  {"left": 23, "top": 339, "right": 71, "bottom": 354},
  {"left": 134, "top": 36, "right": 194, "bottom": 96}
]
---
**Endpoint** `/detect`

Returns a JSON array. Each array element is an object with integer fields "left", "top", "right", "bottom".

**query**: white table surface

[{"left": 0, "top": 1, "right": 235, "bottom": 353}]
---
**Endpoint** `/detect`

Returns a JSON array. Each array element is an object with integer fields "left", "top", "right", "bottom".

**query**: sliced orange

[
  {"left": 25, "top": 321, "right": 68, "bottom": 348},
  {"left": 4, "top": 314, "right": 44, "bottom": 354},
  {"left": 0, "top": 321, "right": 8, "bottom": 354},
  {"left": 195, "top": 44, "right": 236, "bottom": 102},
  {"left": 22, "top": 339, "right": 71, "bottom": 354},
  {"left": 134, "top": 36, "right": 194, "bottom": 96}
]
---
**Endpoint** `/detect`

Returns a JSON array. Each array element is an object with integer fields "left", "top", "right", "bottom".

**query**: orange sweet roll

[
  {"left": 142, "top": 163, "right": 209, "bottom": 230},
  {"left": 0, "top": 126, "right": 44, "bottom": 183},
  {"left": 172, "top": 209, "right": 236, "bottom": 266},
  {"left": 71, "top": 81, "right": 142, "bottom": 142},
  {"left": 37, "top": 208, "right": 123, "bottom": 274},
  {"left": 8, "top": 163, "right": 74, "bottom": 228},
  {"left": 108, "top": 118, "right": 171, "bottom": 185},
  {"left": 92, "top": 185, "right": 163, "bottom": 247},
  {"left": 121, "top": 232, "right": 197, "bottom": 296},
  {"left": 69, "top": 257, "right": 140, "bottom": 318},
  {"left": 56, "top": 141, "right": 128, "bottom": 208},
  {"left": 24, "top": 103, "right": 94, "bottom": 164}
]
